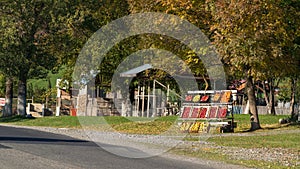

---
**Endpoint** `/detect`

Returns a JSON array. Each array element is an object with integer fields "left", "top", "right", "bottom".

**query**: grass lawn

[
  {"left": 0, "top": 115, "right": 81, "bottom": 128},
  {"left": 234, "top": 114, "right": 292, "bottom": 132},
  {"left": 0, "top": 114, "right": 295, "bottom": 133},
  {"left": 208, "top": 131, "right": 300, "bottom": 150},
  {"left": 0, "top": 115, "right": 178, "bottom": 134}
]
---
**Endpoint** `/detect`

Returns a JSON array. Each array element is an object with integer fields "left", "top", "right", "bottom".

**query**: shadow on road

[
  {"left": 0, "top": 136, "right": 99, "bottom": 147},
  {"left": 0, "top": 136, "right": 88, "bottom": 143}
]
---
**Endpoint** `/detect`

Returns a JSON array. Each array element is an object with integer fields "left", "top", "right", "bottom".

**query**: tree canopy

[{"left": 0, "top": 0, "right": 299, "bottom": 128}]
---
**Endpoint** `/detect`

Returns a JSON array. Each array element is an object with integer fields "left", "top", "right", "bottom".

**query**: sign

[{"left": 0, "top": 98, "right": 5, "bottom": 106}]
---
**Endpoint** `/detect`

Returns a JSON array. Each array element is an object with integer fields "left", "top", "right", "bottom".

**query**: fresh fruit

[
  {"left": 192, "top": 95, "right": 201, "bottom": 102},
  {"left": 180, "top": 122, "right": 192, "bottom": 132},
  {"left": 185, "top": 95, "right": 193, "bottom": 101},
  {"left": 181, "top": 107, "right": 191, "bottom": 118},
  {"left": 190, "top": 107, "right": 200, "bottom": 118},
  {"left": 189, "top": 122, "right": 201, "bottom": 133}
]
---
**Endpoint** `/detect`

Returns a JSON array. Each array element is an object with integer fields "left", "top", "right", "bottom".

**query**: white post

[
  {"left": 153, "top": 80, "right": 156, "bottom": 117},
  {"left": 147, "top": 84, "right": 150, "bottom": 118},
  {"left": 56, "top": 87, "right": 61, "bottom": 117},
  {"left": 122, "top": 100, "right": 126, "bottom": 116},
  {"left": 56, "top": 106, "right": 60, "bottom": 116},
  {"left": 167, "top": 84, "right": 170, "bottom": 103},
  {"left": 142, "top": 86, "right": 145, "bottom": 117},
  {"left": 27, "top": 103, "right": 31, "bottom": 115},
  {"left": 137, "top": 85, "right": 140, "bottom": 117},
  {"left": 42, "top": 104, "right": 45, "bottom": 117},
  {"left": 244, "top": 100, "right": 250, "bottom": 114}
]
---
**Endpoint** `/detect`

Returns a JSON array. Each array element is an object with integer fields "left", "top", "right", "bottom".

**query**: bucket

[{"left": 70, "top": 108, "right": 77, "bottom": 116}]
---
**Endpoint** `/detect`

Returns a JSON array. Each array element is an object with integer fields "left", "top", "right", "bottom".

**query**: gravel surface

[{"left": 1, "top": 124, "right": 299, "bottom": 168}]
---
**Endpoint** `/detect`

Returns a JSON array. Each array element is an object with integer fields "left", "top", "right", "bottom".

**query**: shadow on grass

[
  {"left": 288, "top": 122, "right": 300, "bottom": 127},
  {"left": 239, "top": 123, "right": 299, "bottom": 133}
]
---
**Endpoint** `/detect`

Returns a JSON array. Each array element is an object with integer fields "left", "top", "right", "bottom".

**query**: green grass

[
  {"left": 208, "top": 132, "right": 300, "bottom": 151},
  {"left": 171, "top": 148, "right": 298, "bottom": 169},
  {"left": 234, "top": 114, "right": 291, "bottom": 132},
  {"left": 0, "top": 114, "right": 295, "bottom": 133},
  {"left": 0, "top": 115, "right": 178, "bottom": 134}
]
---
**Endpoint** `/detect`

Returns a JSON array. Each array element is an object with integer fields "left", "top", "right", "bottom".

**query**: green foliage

[
  {"left": 0, "top": 0, "right": 60, "bottom": 75},
  {"left": 274, "top": 78, "right": 300, "bottom": 103},
  {"left": 54, "top": 0, "right": 130, "bottom": 83},
  {"left": 27, "top": 68, "right": 65, "bottom": 104}
]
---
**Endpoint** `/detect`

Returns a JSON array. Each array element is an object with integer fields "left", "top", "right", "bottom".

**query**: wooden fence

[{"left": 233, "top": 105, "right": 298, "bottom": 115}]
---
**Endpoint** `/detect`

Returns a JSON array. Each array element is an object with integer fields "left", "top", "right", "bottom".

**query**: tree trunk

[
  {"left": 17, "top": 74, "right": 27, "bottom": 116},
  {"left": 246, "top": 76, "right": 261, "bottom": 130},
  {"left": 268, "top": 79, "right": 276, "bottom": 115},
  {"left": 290, "top": 78, "right": 297, "bottom": 121},
  {"left": 262, "top": 82, "right": 270, "bottom": 113},
  {"left": 261, "top": 80, "right": 276, "bottom": 115},
  {"left": 4, "top": 77, "right": 13, "bottom": 117}
]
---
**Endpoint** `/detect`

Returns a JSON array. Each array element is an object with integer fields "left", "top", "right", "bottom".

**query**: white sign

[{"left": 0, "top": 98, "right": 5, "bottom": 106}]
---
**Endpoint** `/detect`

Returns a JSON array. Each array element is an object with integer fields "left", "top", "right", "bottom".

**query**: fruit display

[
  {"left": 179, "top": 90, "right": 235, "bottom": 133},
  {"left": 208, "top": 106, "right": 218, "bottom": 118},
  {"left": 217, "top": 107, "right": 228, "bottom": 118},
  {"left": 198, "top": 122, "right": 209, "bottom": 133},
  {"left": 192, "top": 95, "right": 201, "bottom": 102},
  {"left": 212, "top": 92, "right": 222, "bottom": 102},
  {"left": 180, "top": 122, "right": 192, "bottom": 132},
  {"left": 190, "top": 107, "right": 200, "bottom": 118},
  {"left": 200, "top": 95, "right": 209, "bottom": 102},
  {"left": 189, "top": 122, "right": 202, "bottom": 133},
  {"left": 220, "top": 91, "right": 231, "bottom": 103},
  {"left": 181, "top": 107, "right": 191, "bottom": 118},
  {"left": 198, "top": 107, "right": 208, "bottom": 118},
  {"left": 185, "top": 95, "right": 193, "bottom": 101}
]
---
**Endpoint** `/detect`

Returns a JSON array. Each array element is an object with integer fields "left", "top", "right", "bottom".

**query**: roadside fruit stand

[{"left": 179, "top": 90, "right": 237, "bottom": 133}]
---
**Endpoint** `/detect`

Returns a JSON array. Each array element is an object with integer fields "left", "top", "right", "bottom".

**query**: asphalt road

[{"left": 0, "top": 125, "right": 240, "bottom": 169}]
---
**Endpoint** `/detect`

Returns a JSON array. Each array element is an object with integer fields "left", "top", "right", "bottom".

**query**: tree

[
  {"left": 0, "top": 1, "right": 62, "bottom": 116},
  {"left": 281, "top": 0, "right": 300, "bottom": 121},
  {"left": 207, "top": 0, "right": 297, "bottom": 130},
  {"left": 210, "top": 0, "right": 299, "bottom": 130},
  {"left": 0, "top": 14, "right": 21, "bottom": 117}
]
